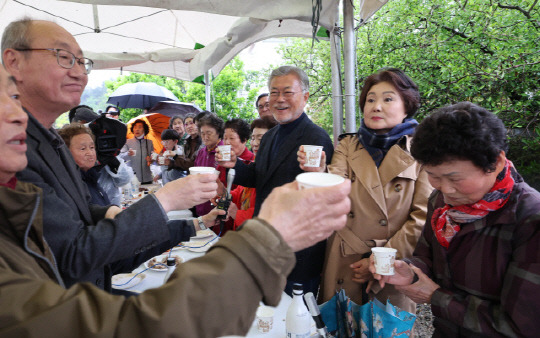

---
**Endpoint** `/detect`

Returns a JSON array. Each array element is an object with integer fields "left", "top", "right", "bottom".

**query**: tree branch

[
  {"left": 497, "top": 2, "right": 540, "bottom": 29},
  {"left": 434, "top": 21, "right": 495, "bottom": 55}
]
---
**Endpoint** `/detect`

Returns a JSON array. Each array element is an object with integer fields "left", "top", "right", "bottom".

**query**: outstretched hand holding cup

[
  {"left": 368, "top": 255, "right": 415, "bottom": 289},
  {"left": 155, "top": 172, "right": 218, "bottom": 212},
  {"left": 216, "top": 146, "right": 237, "bottom": 168}
]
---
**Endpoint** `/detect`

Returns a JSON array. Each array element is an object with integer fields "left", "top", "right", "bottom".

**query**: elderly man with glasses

[{"left": 0, "top": 18, "right": 227, "bottom": 292}]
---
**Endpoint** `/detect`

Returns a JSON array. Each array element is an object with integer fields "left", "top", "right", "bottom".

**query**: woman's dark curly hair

[
  {"left": 224, "top": 118, "right": 251, "bottom": 143},
  {"left": 359, "top": 68, "right": 420, "bottom": 118},
  {"left": 197, "top": 113, "right": 224, "bottom": 138},
  {"left": 130, "top": 119, "right": 150, "bottom": 135},
  {"left": 411, "top": 102, "right": 508, "bottom": 173},
  {"left": 58, "top": 123, "right": 95, "bottom": 147}
]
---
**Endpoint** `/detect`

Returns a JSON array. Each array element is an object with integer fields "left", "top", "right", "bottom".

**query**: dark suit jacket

[
  {"left": 234, "top": 113, "right": 334, "bottom": 282},
  {"left": 16, "top": 113, "right": 193, "bottom": 289}
]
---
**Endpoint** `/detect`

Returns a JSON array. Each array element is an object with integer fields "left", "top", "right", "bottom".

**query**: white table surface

[{"left": 112, "top": 228, "right": 318, "bottom": 337}]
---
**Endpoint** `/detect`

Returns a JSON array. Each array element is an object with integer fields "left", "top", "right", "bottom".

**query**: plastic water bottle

[
  {"left": 130, "top": 175, "right": 140, "bottom": 197},
  {"left": 286, "top": 283, "right": 311, "bottom": 338}
]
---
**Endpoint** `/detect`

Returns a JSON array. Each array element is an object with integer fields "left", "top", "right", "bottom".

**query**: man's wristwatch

[{"left": 197, "top": 216, "right": 207, "bottom": 230}]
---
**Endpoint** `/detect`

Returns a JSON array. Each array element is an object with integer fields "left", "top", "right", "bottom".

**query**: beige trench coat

[{"left": 320, "top": 135, "right": 433, "bottom": 312}]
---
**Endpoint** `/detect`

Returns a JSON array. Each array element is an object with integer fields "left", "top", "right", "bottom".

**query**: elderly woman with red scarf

[{"left": 370, "top": 102, "right": 540, "bottom": 337}]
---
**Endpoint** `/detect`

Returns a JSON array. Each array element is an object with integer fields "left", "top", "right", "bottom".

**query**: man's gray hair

[
  {"left": 1, "top": 18, "right": 33, "bottom": 64},
  {"left": 267, "top": 65, "right": 309, "bottom": 93}
]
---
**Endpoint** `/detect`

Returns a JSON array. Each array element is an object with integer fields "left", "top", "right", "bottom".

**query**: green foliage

[
  {"left": 105, "top": 57, "right": 263, "bottom": 123},
  {"left": 279, "top": 0, "right": 539, "bottom": 186},
  {"left": 80, "top": 85, "right": 108, "bottom": 112}
]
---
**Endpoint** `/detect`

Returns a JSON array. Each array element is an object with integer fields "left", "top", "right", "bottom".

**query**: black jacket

[{"left": 234, "top": 113, "right": 334, "bottom": 282}]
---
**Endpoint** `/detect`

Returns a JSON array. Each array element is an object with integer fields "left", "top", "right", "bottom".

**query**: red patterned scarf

[{"left": 432, "top": 159, "right": 515, "bottom": 249}]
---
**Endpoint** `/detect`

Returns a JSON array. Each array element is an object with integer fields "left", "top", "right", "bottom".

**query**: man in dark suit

[
  {"left": 1, "top": 18, "right": 220, "bottom": 290},
  {"left": 218, "top": 66, "right": 334, "bottom": 296}
]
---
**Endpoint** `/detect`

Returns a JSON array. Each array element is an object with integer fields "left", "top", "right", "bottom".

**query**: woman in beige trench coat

[{"left": 299, "top": 68, "right": 433, "bottom": 313}]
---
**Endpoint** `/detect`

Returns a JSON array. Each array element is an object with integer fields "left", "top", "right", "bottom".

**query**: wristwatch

[{"left": 197, "top": 216, "right": 207, "bottom": 230}]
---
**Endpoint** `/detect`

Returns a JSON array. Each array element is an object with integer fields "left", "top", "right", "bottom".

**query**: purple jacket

[
  {"left": 410, "top": 172, "right": 540, "bottom": 337},
  {"left": 194, "top": 140, "right": 223, "bottom": 216}
]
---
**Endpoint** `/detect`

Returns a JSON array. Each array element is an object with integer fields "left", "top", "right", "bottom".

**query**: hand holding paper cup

[
  {"left": 302, "top": 145, "right": 323, "bottom": 167},
  {"left": 218, "top": 145, "right": 232, "bottom": 161},
  {"left": 189, "top": 166, "right": 218, "bottom": 175},
  {"left": 296, "top": 172, "right": 345, "bottom": 190},
  {"left": 371, "top": 247, "right": 397, "bottom": 275},
  {"left": 256, "top": 306, "right": 275, "bottom": 333}
]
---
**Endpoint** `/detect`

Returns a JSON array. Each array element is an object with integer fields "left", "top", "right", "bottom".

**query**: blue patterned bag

[{"left": 320, "top": 290, "right": 416, "bottom": 337}]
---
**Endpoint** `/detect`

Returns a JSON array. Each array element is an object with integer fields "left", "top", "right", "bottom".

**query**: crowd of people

[{"left": 0, "top": 17, "right": 538, "bottom": 338}]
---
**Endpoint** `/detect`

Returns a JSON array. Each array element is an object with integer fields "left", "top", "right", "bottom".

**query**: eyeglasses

[
  {"left": 15, "top": 48, "right": 94, "bottom": 74},
  {"left": 257, "top": 102, "right": 270, "bottom": 110},
  {"left": 269, "top": 90, "right": 300, "bottom": 99}
]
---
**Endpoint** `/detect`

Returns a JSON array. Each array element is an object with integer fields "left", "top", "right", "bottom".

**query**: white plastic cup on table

[
  {"left": 189, "top": 166, "right": 218, "bottom": 175},
  {"left": 296, "top": 172, "right": 345, "bottom": 190},
  {"left": 371, "top": 247, "right": 397, "bottom": 275},
  {"left": 302, "top": 145, "right": 323, "bottom": 167},
  {"left": 218, "top": 145, "right": 232, "bottom": 161},
  {"left": 256, "top": 306, "right": 275, "bottom": 333}
]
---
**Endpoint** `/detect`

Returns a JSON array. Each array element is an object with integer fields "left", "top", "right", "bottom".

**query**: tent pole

[
  {"left": 204, "top": 70, "right": 211, "bottom": 111},
  {"left": 343, "top": 0, "right": 357, "bottom": 133},
  {"left": 330, "top": 21, "right": 343, "bottom": 145}
]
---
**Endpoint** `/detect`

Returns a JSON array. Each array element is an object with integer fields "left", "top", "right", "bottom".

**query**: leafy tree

[
  {"left": 279, "top": 0, "right": 540, "bottom": 186},
  {"left": 105, "top": 57, "right": 263, "bottom": 123},
  {"left": 80, "top": 85, "right": 108, "bottom": 112}
]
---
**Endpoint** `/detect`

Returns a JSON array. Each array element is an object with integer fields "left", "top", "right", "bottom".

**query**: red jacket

[{"left": 230, "top": 186, "right": 256, "bottom": 230}]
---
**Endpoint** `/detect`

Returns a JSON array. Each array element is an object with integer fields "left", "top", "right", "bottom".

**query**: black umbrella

[
  {"left": 147, "top": 101, "right": 203, "bottom": 119},
  {"left": 107, "top": 82, "right": 179, "bottom": 109}
]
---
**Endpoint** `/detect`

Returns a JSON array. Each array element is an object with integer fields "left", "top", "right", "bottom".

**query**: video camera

[{"left": 88, "top": 116, "right": 127, "bottom": 172}]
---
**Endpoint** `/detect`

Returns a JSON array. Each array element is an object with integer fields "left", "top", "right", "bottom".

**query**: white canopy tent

[{"left": 0, "top": 0, "right": 388, "bottom": 135}]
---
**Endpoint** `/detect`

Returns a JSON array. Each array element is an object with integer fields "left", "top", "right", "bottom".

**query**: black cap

[
  {"left": 292, "top": 283, "right": 303, "bottom": 294},
  {"left": 166, "top": 257, "right": 176, "bottom": 266},
  {"left": 69, "top": 105, "right": 100, "bottom": 123}
]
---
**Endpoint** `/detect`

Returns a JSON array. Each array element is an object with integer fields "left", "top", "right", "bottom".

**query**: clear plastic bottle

[{"left": 286, "top": 283, "right": 311, "bottom": 338}]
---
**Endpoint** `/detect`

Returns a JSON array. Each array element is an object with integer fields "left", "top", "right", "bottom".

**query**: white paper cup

[
  {"left": 130, "top": 148, "right": 136, "bottom": 156},
  {"left": 303, "top": 145, "right": 323, "bottom": 167},
  {"left": 158, "top": 156, "right": 165, "bottom": 165},
  {"left": 371, "top": 247, "right": 397, "bottom": 275},
  {"left": 256, "top": 306, "right": 274, "bottom": 333},
  {"left": 218, "top": 145, "right": 232, "bottom": 161},
  {"left": 151, "top": 152, "right": 158, "bottom": 160},
  {"left": 296, "top": 172, "right": 345, "bottom": 190},
  {"left": 189, "top": 166, "right": 218, "bottom": 175}
]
